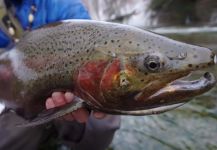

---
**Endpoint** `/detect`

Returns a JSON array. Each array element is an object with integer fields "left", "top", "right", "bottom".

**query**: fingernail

[
  {"left": 52, "top": 92, "right": 65, "bottom": 104},
  {"left": 65, "top": 92, "right": 74, "bottom": 103},
  {"left": 46, "top": 98, "right": 55, "bottom": 109},
  {"left": 52, "top": 92, "right": 62, "bottom": 98}
]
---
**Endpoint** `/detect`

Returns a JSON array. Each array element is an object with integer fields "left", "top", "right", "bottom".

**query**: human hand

[{"left": 46, "top": 92, "right": 106, "bottom": 123}]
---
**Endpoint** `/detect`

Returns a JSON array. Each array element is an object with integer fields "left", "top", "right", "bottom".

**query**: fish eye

[{"left": 144, "top": 56, "right": 160, "bottom": 72}]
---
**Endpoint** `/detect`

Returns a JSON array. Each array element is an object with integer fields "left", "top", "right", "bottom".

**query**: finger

[
  {"left": 72, "top": 108, "right": 89, "bottom": 123},
  {"left": 52, "top": 92, "right": 66, "bottom": 106},
  {"left": 64, "top": 92, "right": 74, "bottom": 103},
  {"left": 93, "top": 111, "right": 107, "bottom": 119},
  {"left": 63, "top": 114, "right": 75, "bottom": 121},
  {"left": 46, "top": 98, "right": 55, "bottom": 109}
]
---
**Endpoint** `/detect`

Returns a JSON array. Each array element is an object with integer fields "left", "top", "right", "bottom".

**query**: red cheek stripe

[
  {"left": 100, "top": 59, "right": 120, "bottom": 92},
  {"left": 76, "top": 59, "right": 120, "bottom": 105},
  {"left": 77, "top": 60, "right": 109, "bottom": 104}
]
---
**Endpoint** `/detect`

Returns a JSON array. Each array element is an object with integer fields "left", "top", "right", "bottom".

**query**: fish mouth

[
  {"left": 146, "top": 71, "right": 216, "bottom": 108},
  {"left": 125, "top": 71, "right": 216, "bottom": 116}
]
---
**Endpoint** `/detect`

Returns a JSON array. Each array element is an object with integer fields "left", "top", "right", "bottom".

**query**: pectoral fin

[{"left": 17, "top": 101, "right": 88, "bottom": 127}]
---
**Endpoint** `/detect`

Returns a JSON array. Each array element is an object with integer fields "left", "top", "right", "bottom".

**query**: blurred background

[{"left": 82, "top": 0, "right": 217, "bottom": 150}]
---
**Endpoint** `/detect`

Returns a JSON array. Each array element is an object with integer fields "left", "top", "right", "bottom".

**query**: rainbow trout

[{"left": 0, "top": 20, "right": 216, "bottom": 126}]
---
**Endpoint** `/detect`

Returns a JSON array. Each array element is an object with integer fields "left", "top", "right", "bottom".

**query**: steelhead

[{"left": 0, "top": 20, "right": 216, "bottom": 126}]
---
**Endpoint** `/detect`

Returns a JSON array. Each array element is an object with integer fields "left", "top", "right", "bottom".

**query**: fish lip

[
  {"left": 148, "top": 72, "right": 216, "bottom": 105},
  {"left": 170, "top": 72, "right": 216, "bottom": 87}
]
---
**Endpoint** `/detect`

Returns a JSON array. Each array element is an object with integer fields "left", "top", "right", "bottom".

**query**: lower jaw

[{"left": 144, "top": 72, "right": 216, "bottom": 108}]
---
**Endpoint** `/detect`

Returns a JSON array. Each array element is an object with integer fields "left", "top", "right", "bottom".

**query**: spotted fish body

[{"left": 0, "top": 20, "right": 216, "bottom": 124}]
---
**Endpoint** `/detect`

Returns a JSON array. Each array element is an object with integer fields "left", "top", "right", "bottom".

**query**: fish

[{"left": 0, "top": 20, "right": 216, "bottom": 126}]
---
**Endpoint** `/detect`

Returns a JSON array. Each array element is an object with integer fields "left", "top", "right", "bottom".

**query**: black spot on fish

[
  {"left": 111, "top": 40, "right": 114, "bottom": 43},
  {"left": 188, "top": 64, "right": 193, "bottom": 67},
  {"left": 140, "top": 79, "right": 144, "bottom": 82},
  {"left": 137, "top": 44, "right": 140, "bottom": 47},
  {"left": 195, "top": 65, "right": 199, "bottom": 69},
  {"left": 104, "top": 41, "right": 108, "bottom": 45},
  {"left": 129, "top": 41, "right": 132, "bottom": 44},
  {"left": 118, "top": 45, "right": 121, "bottom": 48}
]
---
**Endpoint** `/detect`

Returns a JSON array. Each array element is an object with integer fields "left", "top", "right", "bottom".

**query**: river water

[{"left": 110, "top": 27, "right": 217, "bottom": 150}]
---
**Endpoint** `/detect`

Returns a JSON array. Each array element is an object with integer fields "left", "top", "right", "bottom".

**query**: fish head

[{"left": 96, "top": 31, "right": 216, "bottom": 111}]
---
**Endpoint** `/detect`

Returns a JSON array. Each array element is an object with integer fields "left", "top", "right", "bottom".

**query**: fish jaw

[{"left": 135, "top": 72, "right": 216, "bottom": 108}]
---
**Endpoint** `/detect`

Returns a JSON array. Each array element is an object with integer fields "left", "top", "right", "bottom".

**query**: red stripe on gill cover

[
  {"left": 77, "top": 60, "right": 109, "bottom": 102},
  {"left": 100, "top": 59, "right": 120, "bottom": 92}
]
